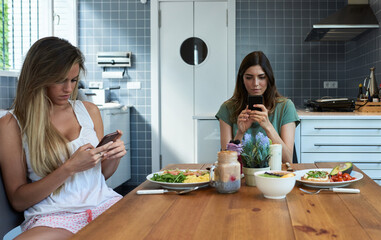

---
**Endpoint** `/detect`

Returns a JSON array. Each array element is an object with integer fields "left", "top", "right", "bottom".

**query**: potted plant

[{"left": 241, "top": 132, "right": 271, "bottom": 186}]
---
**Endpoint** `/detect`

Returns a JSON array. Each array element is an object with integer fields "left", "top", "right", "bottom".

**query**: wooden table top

[{"left": 71, "top": 162, "right": 381, "bottom": 240}]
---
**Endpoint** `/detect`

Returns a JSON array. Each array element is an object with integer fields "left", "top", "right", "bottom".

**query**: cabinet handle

[
  {"left": 314, "top": 143, "right": 381, "bottom": 147},
  {"left": 314, "top": 127, "right": 381, "bottom": 130},
  {"left": 106, "top": 112, "right": 128, "bottom": 115}
]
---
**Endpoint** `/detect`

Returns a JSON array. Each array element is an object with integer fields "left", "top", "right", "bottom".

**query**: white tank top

[{"left": 13, "top": 100, "right": 121, "bottom": 223}]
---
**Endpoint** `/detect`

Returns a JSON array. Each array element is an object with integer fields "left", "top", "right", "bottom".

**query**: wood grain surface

[{"left": 71, "top": 163, "right": 381, "bottom": 240}]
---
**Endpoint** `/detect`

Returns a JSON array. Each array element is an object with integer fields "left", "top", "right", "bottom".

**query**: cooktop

[{"left": 305, "top": 98, "right": 355, "bottom": 112}]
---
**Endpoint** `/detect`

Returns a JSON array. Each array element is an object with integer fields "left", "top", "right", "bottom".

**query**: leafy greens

[{"left": 151, "top": 172, "right": 187, "bottom": 183}]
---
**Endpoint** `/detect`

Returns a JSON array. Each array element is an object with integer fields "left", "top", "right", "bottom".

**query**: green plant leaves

[
  {"left": 0, "top": 1, "right": 10, "bottom": 69},
  {"left": 241, "top": 132, "right": 270, "bottom": 168}
]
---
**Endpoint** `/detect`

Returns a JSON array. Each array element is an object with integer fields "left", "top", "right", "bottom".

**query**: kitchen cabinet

[
  {"left": 295, "top": 111, "right": 381, "bottom": 185},
  {"left": 99, "top": 106, "right": 131, "bottom": 189},
  {"left": 195, "top": 118, "right": 220, "bottom": 164}
]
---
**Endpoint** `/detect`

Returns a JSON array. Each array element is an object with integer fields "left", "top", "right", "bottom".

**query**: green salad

[
  {"left": 151, "top": 172, "right": 186, "bottom": 183},
  {"left": 305, "top": 170, "right": 328, "bottom": 179}
]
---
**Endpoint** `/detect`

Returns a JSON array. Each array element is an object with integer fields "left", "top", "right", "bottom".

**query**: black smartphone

[
  {"left": 248, "top": 95, "right": 263, "bottom": 111},
  {"left": 96, "top": 131, "right": 120, "bottom": 147}
]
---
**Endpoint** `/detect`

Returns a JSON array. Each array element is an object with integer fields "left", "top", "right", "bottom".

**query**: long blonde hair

[{"left": 13, "top": 37, "right": 85, "bottom": 178}]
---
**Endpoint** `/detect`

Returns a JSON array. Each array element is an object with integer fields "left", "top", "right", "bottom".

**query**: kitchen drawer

[
  {"left": 301, "top": 153, "right": 381, "bottom": 163},
  {"left": 374, "top": 180, "right": 381, "bottom": 185},
  {"left": 301, "top": 136, "right": 381, "bottom": 153},
  {"left": 361, "top": 169, "right": 381, "bottom": 180},
  {"left": 301, "top": 119, "right": 381, "bottom": 136},
  {"left": 300, "top": 156, "right": 381, "bottom": 181},
  {"left": 355, "top": 162, "right": 381, "bottom": 180}
]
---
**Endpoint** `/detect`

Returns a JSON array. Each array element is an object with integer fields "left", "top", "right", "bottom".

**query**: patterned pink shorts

[{"left": 22, "top": 196, "right": 122, "bottom": 234}]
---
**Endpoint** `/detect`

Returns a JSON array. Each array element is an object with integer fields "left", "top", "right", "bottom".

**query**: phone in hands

[
  {"left": 96, "top": 131, "right": 121, "bottom": 148},
  {"left": 248, "top": 95, "right": 263, "bottom": 111}
]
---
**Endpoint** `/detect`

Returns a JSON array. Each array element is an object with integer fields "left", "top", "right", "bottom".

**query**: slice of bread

[{"left": 301, "top": 171, "right": 330, "bottom": 182}]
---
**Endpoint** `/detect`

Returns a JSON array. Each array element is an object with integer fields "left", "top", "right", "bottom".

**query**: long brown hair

[
  {"left": 13, "top": 37, "right": 85, "bottom": 179},
  {"left": 227, "top": 51, "right": 284, "bottom": 123}
]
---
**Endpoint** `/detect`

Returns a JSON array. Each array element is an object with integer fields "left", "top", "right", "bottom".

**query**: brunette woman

[{"left": 216, "top": 51, "right": 299, "bottom": 163}]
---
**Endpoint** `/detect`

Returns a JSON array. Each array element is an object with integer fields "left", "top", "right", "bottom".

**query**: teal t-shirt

[{"left": 215, "top": 99, "right": 300, "bottom": 138}]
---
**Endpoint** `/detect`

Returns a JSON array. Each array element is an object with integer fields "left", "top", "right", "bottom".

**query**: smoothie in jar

[{"left": 214, "top": 151, "right": 241, "bottom": 193}]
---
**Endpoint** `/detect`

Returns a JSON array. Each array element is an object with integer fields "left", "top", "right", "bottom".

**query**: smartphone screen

[
  {"left": 96, "top": 131, "right": 120, "bottom": 148},
  {"left": 248, "top": 95, "right": 263, "bottom": 111}
]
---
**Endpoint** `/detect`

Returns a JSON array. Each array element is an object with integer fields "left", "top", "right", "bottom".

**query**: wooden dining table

[{"left": 71, "top": 162, "right": 381, "bottom": 240}]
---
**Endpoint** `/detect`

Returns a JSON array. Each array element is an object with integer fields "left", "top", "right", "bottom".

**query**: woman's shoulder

[
  {"left": 218, "top": 99, "right": 236, "bottom": 114},
  {"left": 0, "top": 113, "right": 21, "bottom": 142},
  {"left": 81, "top": 100, "right": 100, "bottom": 114},
  {"left": 0, "top": 112, "right": 18, "bottom": 129},
  {"left": 276, "top": 98, "right": 295, "bottom": 108},
  {"left": 222, "top": 99, "right": 237, "bottom": 109}
]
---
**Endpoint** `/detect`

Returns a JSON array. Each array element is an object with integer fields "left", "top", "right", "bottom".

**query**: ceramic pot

[{"left": 242, "top": 166, "right": 271, "bottom": 186}]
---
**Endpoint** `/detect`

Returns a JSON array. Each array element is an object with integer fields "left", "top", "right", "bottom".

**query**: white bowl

[{"left": 254, "top": 170, "right": 296, "bottom": 199}]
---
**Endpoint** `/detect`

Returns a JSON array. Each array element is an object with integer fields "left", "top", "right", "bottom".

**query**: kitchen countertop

[
  {"left": 297, "top": 109, "right": 381, "bottom": 119},
  {"left": 97, "top": 103, "right": 132, "bottom": 110},
  {"left": 193, "top": 110, "right": 381, "bottom": 120}
]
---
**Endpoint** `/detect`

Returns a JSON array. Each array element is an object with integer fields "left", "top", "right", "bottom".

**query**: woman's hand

[
  {"left": 237, "top": 106, "right": 255, "bottom": 135},
  {"left": 101, "top": 130, "right": 126, "bottom": 161},
  {"left": 64, "top": 142, "right": 113, "bottom": 175},
  {"left": 248, "top": 104, "right": 272, "bottom": 130},
  {"left": 100, "top": 130, "right": 127, "bottom": 179},
  {"left": 102, "top": 138, "right": 126, "bottom": 161}
]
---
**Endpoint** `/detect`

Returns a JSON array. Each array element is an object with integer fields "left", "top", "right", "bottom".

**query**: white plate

[
  {"left": 146, "top": 170, "right": 211, "bottom": 190},
  {"left": 295, "top": 168, "right": 363, "bottom": 188}
]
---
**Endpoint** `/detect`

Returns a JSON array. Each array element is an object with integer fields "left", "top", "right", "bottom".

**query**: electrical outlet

[
  {"left": 323, "top": 81, "right": 338, "bottom": 89},
  {"left": 127, "top": 82, "right": 141, "bottom": 89},
  {"left": 89, "top": 82, "right": 103, "bottom": 89}
]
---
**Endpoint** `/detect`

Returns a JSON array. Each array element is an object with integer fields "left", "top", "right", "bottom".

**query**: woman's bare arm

[
  {"left": 0, "top": 113, "right": 111, "bottom": 211},
  {"left": 83, "top": 101, "right": 126, "bottom": 179}
]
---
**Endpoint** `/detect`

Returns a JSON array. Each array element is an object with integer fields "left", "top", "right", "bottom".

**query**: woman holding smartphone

[
  {"left": 216, "top": 51, "right": 299, "bottom": 163},
  {"left": 0, "top": 37, "right": 126, "bottom": 239}
]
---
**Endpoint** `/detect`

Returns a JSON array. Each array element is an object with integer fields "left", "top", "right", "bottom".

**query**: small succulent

[{"left": 240, "top": 132, "right": 271, "bottom": 168}]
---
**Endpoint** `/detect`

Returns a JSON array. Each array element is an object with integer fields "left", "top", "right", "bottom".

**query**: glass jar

[{"left": 212, "top": 151, "right": 241, "bottom": 193}]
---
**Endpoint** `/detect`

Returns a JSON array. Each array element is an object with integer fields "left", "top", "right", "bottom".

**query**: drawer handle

[
  {"left": 106, "top": 112, "right": 128, "bottom": 115},
  {"left": 314, "top": 143, "right": 381, "bottom": 147},
  {"left": 314, "top": 127, "right": 381, "bottom": 130}
]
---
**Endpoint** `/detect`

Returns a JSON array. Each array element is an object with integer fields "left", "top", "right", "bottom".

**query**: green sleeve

[
  {"left": 281, "top": 99, "right": 300, "bottom": 127},
  {"left": 215, "top": 102, "right": 233, "bottom": 127}
]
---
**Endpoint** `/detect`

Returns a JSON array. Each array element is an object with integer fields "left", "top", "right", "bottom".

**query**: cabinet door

[
  {"left": 160, "top": 2, "right": 194, "bottom": 166},
  {"left": 102, "top": 108, "right": 129, "bottom": 145},
  {"left": 301, "top": 136, "right": 381, "bottom": 153},
  {"left": 160, "top": 1, "right": 228, "bottom": 167},
  {"left": 196, "top": 119, "right": 221, "bottom": 164},
  {"left": 107, "top": 147, "right": 131, "bottom": 189},
  {"left": 194, "top": 1, "right": 227, "bottom": 116},
  {"left": 301, "top": 152, "right": 381, "bottom": 162},
  {"left": 100, "top": 107, "right": 131, "bottom": 188},
  {"left": 301, "top": 119, "right": 381, "bottom": 136}
]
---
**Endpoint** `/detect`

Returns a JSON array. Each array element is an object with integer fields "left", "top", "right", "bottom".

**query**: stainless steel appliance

[
  {"left": 306, "top": 98, "right": 355, "bottom": 112},
  {"left": 77, "top": 86, "right": 120, "bottom": 106},
  {"left": 305, "top": 0, "right": 379, "bottom": 41}
]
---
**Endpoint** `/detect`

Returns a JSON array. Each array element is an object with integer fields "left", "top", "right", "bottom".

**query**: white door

[
  {"left": 196, "top": 119, "right": 221, "bottom": 164},
  {"left": 160, "top": 1, "right": 228, "bottom": 167}
]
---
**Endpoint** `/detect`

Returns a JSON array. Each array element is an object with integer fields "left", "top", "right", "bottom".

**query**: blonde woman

[
  {"left": 0, "top": 37, "right": 126, "bottom": 239},
  {"left": 216, "top": 51, "right": 300, "bottom": 164}
]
